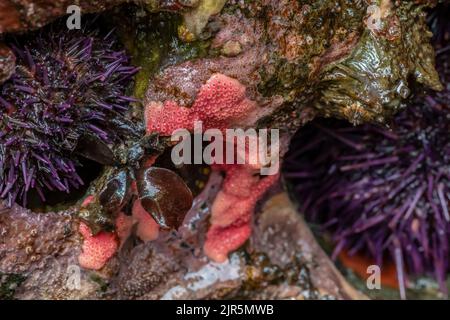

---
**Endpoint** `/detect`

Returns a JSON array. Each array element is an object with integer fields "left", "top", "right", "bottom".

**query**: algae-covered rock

[
  {"left": 178, "top": 0, "right": 227, "bottom": 41},
  {"left": 113, "top": 8, "right": 211, "bottom": 101},
  {"left": 317, "top": 0, "right": 443, "bottom": 124}
]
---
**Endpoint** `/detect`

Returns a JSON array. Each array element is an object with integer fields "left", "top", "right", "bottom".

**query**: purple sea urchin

[
  {"left": 284, "top": 79, "right": 450, "bottom": 297},
  {"left": 285, "top": 3, "right": 450, "bottom": 298},
  {"left": 0, "top": 22, "right": 139, "bottom": 208}
]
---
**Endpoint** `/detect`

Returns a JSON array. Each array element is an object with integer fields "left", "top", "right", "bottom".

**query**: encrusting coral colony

[{"left": 0, "top": 0, "right": 449, "bottom": 300}]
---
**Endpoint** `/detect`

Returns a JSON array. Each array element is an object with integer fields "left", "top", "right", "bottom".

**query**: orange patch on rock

[
  {"left": 338, "top": 250, "right": 399, "bottom": 289},
  {"left": 114, "top": 200, "right": 160, "bottom": 245},
  {"left": 132, "top": 200, "right": 160, "bottom": 242}
]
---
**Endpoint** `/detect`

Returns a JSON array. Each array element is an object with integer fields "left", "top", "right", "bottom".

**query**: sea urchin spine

[
  {"left": 285, "top": 90, "right": 450, "bottom": 297},
  {"left": 285, "top": 4, "right": 450, "bottom": 297},
  {"left": 0, "top": 23, "right": 139, "bottom": 207}
]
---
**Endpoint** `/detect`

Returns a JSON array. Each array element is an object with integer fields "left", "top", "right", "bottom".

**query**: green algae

[
  {"left": 257, "top": 0, "right": 366, "bottom": 100},
  {"left": 89, "top": 273, "right": 109, "bottom": 294},
  {"left": 114, "top": 8, "right": 211, "bottom": 101}
]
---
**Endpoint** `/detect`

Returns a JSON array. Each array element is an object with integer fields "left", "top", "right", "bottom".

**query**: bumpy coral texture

[
  {"left": 79, "top": 189, "right": 160, "bottom": 270},
  {"left": 145, "top": 73, "right": 258, "bottom": 134},
  {"left": 205, "top": 165, "right": 279, "bottom": 262},
  {"left": 145, "top": 73, "right": 278, "bottom": 262},
  {"left": 78, "top": 222, "right": 118, "bottom": 270}
]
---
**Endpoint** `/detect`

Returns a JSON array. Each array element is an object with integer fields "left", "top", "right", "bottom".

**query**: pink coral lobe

[
  {"left": 78, "top": 222, "right": 118, "bottom": 270},
  {"left": 145, "top": 73, "right": 258, "bottom": 135},
  {"left": 132, "top": 199, "right": 160, "bottom": 242},
  {"left": 114, "top": 200, "right": 160, "bottom": 246},
  {"left": 205, "top": 165, "right": 279, "bottom": 262},
  {"left": 204, "top": 223, "right": 252, "bottom": 263},
  {"left": 145, "top": 72, "right": 279, "bottom": 262}
]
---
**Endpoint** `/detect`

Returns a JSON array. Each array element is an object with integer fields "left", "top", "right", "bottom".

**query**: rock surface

[
  {"left": 0, "top": 43, "right": 14, "bottom": 83},
  {"left": 0, "top": 181, "right": 364, "bottom": 299}
]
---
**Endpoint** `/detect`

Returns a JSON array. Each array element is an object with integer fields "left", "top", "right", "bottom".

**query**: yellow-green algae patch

[
  {"left": 114, "top": 9, "right": 211, "bottom": 100},
  {"left": 179, "top": 0, "right": 227, "bottom": 42}
]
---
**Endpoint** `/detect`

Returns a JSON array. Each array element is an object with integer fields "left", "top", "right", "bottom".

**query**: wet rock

[
  {"left": 250, "top": 193, "right": 367, "bottom": 299},
  {"left": 0, "top": 43, "right": 15, "bottom": 83},
  {"left": 316, "top": 1, "right": 442, "bottom": 124},
  {"left": 112, "top": 191, "right": 365, "bottom": 300},
  {"left": 0, "top": 0, "right": 196, "bottom": 34},
  {"left": 0, "top": 203, "right": 106, "bottom": 299},
  {"left": 0, "top": 204, "right": 77, "bottom": 274},
  {"left": 117, "top": 244, "right": 182, "bottom": 299},
  {"left": 0, "top": 0, "right": 122, "bottom": 34},
  {"left": 145, "top": 0, "right": 441, "bottom": 130}
]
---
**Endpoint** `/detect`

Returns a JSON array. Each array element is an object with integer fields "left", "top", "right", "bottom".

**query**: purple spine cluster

[
  {"left": 285, "top": 3, "right": 450, "bottom": 297},
  {"left": 287, "top": 104, "right": 449, "bottom": 288},
  {"left": 285, "top": 83, "right": 450, "bottom": 297},
  {"left": 0, "top": 25, "right": 139, "bottom": 207}
]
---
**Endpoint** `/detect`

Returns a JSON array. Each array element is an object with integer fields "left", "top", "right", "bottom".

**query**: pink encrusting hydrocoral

[
  {"left": 78, "top": 190, "right": 160, "bottom": 270},
  {"left": 145, "top": 73, "right": 259, "bottom": 134},
  {"left": 205, "top": 165, "right": 279, "bottom": 262},
  {"left": 115, "top": 201, "right": 160, "bottom": 245},
  {"left": 78, "top": 195, "right": 119, "bottom": 270},
  {"left": 145, "top": 73, "right": 279, "bottom": 262},
  {"left": 78, "top": 222, "right": 118, "bottom": 270}
]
